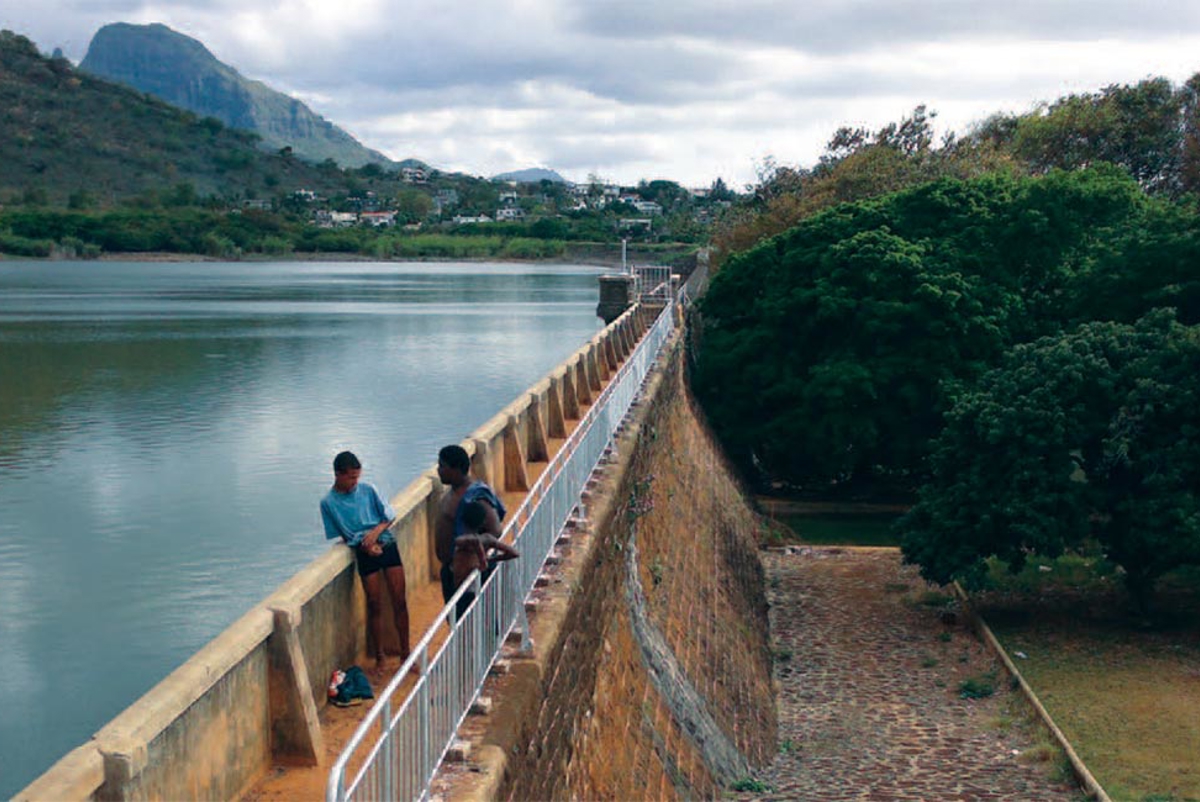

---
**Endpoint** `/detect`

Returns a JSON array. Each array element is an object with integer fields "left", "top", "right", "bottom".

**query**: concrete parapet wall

[
  {"left": 17, "top": 302, "right": 649, "bottom": 802},
  {"left": 16, "top": 745, "right": 104, "bottom": 802}
]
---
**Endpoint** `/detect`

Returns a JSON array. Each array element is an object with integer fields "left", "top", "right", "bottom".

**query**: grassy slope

[
  {"left": 980, "top": 562, "right": 1200, "bottom": 801},
  {"left": 0, "top": 30, "right": 346, "bottom": 206}
]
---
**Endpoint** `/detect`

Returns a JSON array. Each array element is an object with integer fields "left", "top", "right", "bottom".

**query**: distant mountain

[
  {"left": 80, "top": 22, "right": 392, "bottom": 169},
  {"left": 0, "top": 29, "right": 347, "bottom": 205},
  {"left": 493, "top": 167, "right": 567, "bottom": 184}
]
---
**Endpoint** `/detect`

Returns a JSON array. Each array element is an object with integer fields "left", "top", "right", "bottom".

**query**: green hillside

[
  {"left": 0, "top": 29, "right": 349, "bottom": 206},
  {"left": 79, "top": 22, "right": 392, "bottom": 169}
]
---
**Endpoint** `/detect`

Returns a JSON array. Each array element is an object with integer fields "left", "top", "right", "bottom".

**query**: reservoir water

[{"left": 0, "top": 259, "right": 605, "bottom": 797}]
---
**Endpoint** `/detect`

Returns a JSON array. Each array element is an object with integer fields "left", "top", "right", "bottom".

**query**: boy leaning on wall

[{"left": 319, "top": 450, "right": 410, "bottom": 677}]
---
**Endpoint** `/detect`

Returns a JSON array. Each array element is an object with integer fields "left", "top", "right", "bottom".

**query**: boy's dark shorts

[
  {"left": 356, "top": 540, "right": 402, "bottom": 577},
  {"left": 441, "top": 558, "right": 500, "bottom": 620}
]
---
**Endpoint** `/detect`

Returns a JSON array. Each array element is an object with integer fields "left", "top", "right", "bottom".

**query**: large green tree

[
  {"left": 899, "top": 310, "right": 1200, "bottom": 606},
  {"left": 1067, "top": 198, "right": 1200, "bottom": 326},
  {"left": 694, "top": 167, "right": 1148, "bottom": 489},
  {"left": 1010, "top": 76, "right": 1200, "bottom": 197}
]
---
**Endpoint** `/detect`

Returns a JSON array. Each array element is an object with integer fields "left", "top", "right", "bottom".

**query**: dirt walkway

[{"left": 741, "top": 548, "right": 1082, "bottom": 801}]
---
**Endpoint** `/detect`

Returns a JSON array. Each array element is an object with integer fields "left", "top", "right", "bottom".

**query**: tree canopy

[
  {"left": 692, "top": 167, "right": 1151, "bottom": 490},
  {"left": 898, "top": 310, "right": 1200, "bottom": 604},
  {"left": 712, "top": 73, "right": 1200, "bottom": 268}
]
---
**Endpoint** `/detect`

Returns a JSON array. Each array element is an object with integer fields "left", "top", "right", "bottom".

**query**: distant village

[{"left": 260, "top": 169, "right": 735, "bottom": 236}]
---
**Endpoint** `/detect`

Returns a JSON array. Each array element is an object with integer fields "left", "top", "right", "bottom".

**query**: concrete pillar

[
  {"left": 586, "top": 348, "right": 603, "bottom": 392},
  {"left": 632, "top": 306, "right": 647, "bottom": 337},
  {"left": 526, "top": 395, "right": 551, "bottom": 461},
  {"left": 267, "top": 606, "right": 324, "bottom": 767},
  {"left": 471, "top": 439, "right": 491, "bottom": 486},
  {"left": 591, "top": 341, "right": 610, "bottom": 381},
  {"left": 424, "top": 469, "right": 445, "bottom": 581},
  {"left": 610, "top": 320, "right": 626, "bottom": 361},
  {"left": 604, "top": 335, "right": 619, "bottom": 372},
  {"left": 547, "top": 376, "right": 569, "bottom": 436},
  {"left": 615, "top": 319, "right": 631, "bottom": 359},
  {"left": 574, "top": 359, "right": 592, "bottom": 406},
  {"left": 503, "top": 416, "right": 530, "bottom": 492}
]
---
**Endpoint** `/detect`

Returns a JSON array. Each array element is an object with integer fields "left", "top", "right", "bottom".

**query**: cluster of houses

[
  {"left": 313, "top": 210, "right": 399, "bottom": 228},
  {"left": 297, "top": 179, "right": 724, "bottom": 230}
]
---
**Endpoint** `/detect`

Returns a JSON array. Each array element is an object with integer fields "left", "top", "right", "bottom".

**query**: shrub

[{"left": 959, "top": 675, "right": 996, "bottom": 699}]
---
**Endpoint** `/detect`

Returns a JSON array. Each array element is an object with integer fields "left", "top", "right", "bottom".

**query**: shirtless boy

[
  {"left": 434, "top": 444, "right": 507, "bottom": 613},
  {"left": 449, "top": 500, "right": 519, "bottom": 617}
]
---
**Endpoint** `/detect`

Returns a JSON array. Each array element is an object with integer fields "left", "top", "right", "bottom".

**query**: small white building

[
  {"left": 452, "top": 214, "right": 493, "bottom": 225},
  {"left": 360, "top": 211, "right": 398, "bottom": 227},
  {"left": 495, "top": 207, "right": 526, "bottom": 221},
  {"left": 401, "top": 167, "right": 428, "bottom": 184}
]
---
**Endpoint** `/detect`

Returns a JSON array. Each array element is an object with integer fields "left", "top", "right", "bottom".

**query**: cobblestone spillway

[{"left": 743, "top": 548, "right": 1081, "bottom": 801}]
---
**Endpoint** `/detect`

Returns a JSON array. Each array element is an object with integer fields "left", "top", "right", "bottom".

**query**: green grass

[
  {"left": 985, "top": 598, "right": 1200, "bottom": 801},
  {"left": 958, "top": 673, "right": 996, "bottom": 699},
  {"left": 913, "top": 590, "right": 955, "bottom": 608},
  {"left": 779, "top": 513, "right": 901, "bottom": 546},
  {"left": 982, "top": 551, "right": 1120, "bottom": 594}
]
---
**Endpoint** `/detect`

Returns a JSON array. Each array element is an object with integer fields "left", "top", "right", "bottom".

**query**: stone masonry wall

[{"left": 500, "top": 341, "right": 776, "bottom": 799}]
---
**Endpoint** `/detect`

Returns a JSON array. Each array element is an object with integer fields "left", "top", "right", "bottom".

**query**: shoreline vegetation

[
  {"left": 0, "top": 240, "right": 698, "bottom": 267},
  {"left": 0, "top": 209, "right": 701, "bottom": 266},
  {"left": 0, "top": 250, "right": 627, "bottom": 266}
]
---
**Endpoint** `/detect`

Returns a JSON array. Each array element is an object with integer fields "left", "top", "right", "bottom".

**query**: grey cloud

[
  {"left": 773, "top": 65, "right": 1061, "bottom": 104},
  {"left": 3, "top": 0, "right": 1199, "bottom": 186},
  {"left": 567, "top": 0, "right": 1200, "bottom": 53},
  {"left": 259, "top": 30, "right": 748, "bottom": 110}
]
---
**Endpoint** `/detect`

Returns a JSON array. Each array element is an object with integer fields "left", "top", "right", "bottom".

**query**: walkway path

[{"left": 742, "top": 547, "right": 1082, "bottom": 801}]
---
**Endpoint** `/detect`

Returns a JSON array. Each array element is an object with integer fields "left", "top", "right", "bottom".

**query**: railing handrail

[{"left": 327, "top": 298, "right": 677, "bottom": 802}]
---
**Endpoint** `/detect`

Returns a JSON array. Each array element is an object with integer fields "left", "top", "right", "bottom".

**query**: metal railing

[
  {"left": 635, "top": 265, "right": 674, "bottom": 303},
  {"left": 327, "top": 298, "right": 677, "bottom": 802}
]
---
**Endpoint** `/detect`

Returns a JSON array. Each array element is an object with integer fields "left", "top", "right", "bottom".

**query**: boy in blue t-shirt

[{"left": 320, "top": 450, "right": 409, "bottom": 675}]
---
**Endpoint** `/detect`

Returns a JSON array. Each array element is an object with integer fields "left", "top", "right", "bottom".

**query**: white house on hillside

[{"left": 360, "top": 211, "right": 398, "bottom": 227}]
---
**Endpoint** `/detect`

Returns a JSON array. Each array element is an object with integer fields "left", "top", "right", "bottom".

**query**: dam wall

[
  {"left": 16, "top": 303, "right": 652, "bottom": 802},
  {"left": 438, "top": 332, "right": 777, "bottom": 800}
]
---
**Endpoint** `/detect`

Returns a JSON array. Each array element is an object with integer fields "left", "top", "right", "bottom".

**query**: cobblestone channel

[{"left": 738, "top": 548, "right": 1083, "bottom": 802}]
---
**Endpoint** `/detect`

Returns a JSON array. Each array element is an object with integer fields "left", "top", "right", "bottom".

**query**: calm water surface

[{"left": 0, "top": 260, "right": 605, "bottom": 796}]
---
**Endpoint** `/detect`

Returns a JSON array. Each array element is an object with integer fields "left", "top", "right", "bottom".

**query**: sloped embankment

[{"left": 500, "top": 339, "right": 777, "bottom": 799}]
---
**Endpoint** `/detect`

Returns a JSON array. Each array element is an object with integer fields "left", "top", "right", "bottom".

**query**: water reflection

[{"left": 0, "top": 260, "right": 605, "bottom": 797}]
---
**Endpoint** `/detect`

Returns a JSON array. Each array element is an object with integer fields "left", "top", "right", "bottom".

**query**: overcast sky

[{"left": 4, "top": 1, "right": 1200, "bottom": 187}]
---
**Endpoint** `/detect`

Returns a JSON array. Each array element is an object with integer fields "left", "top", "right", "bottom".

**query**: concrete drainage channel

[{"left": 952, "top": 582, "right": 1112, "bottom": 802}]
